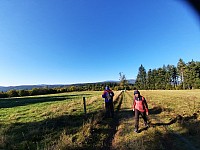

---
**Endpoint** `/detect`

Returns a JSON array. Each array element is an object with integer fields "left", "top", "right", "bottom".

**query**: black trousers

[
  {"left": 105, "top": 101, "right": 114, "bottom": 118},
  {"left": 134, "top": 109, "right": 148, "bottom": 129}
]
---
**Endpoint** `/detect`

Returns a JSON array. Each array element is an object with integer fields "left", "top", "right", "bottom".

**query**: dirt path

[
  {"left": 102, "top": 91, "right": 124, "bottom": 149},
  {"left": 82, "top": 91, "right": 199, "bottom": 149},
  {"left": 80, "top": 91, "right": 124, "bottom": 149},
  {"left": 111, "top": 91, "right": 199, "bottom": 150}
]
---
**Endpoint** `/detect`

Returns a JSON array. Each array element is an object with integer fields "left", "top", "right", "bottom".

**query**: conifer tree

[
  {"left": 177, "top": 58, "right": 186, "bottom": 89},
  {"left": 147, "top": 69, "right": 153, "bottom": 89},
  {"left": 135, "top": 64, "right": 147, "bottom": 89}
]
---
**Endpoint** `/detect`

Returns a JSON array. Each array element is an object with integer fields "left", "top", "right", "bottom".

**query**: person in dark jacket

[
  {"left": 133, "top": 90, "right": 149, "bottom": 133},
  {"left": 102, "top": 86, "right": 114, "bottom": 118}
]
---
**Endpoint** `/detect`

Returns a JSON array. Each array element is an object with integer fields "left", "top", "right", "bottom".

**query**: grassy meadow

[
  {"left": 112, "top": 90, "right": 200, "bottom": 150},
  {"left": 0, "top": 91, "right": 100, "bottom": 149},
  {"left": 0, "top": 91, "right": 122, "bottom": 149},
  {"left": 0, "top": 90, "right": 200, "bottom": 149}
]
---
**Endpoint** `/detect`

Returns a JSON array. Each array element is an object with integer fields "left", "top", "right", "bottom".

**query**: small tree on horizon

[{"left": 119, "top": 72, "right": 128, "bottom": 90}]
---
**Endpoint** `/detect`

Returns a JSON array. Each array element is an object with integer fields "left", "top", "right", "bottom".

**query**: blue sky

[{"left": 0, "top": 0, "right": 200, "bottom": 86}]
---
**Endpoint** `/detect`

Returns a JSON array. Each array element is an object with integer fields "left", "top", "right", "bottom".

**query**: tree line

[
  {"left": 135, "top": 58, "right": 200, "bottom": 90},
  {"left": 0, "top": 82, "right": 134, "bottom": 98},
  {"left": 1, "top": 58, "right": 199, "bottom": 98}
]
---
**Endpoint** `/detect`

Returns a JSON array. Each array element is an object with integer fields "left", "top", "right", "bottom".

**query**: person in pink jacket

[{"left": 133, "top": 90, "right": 149, "bottom": 133}]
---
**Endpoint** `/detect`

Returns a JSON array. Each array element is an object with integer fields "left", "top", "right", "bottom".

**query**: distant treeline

[
  {"left": 135, "top": 58, "right": 200, "bottom": 90},
  {"left": 0, "top": 82, "right": 134, "bottom": 98},
  {"left": 1, "top": 58, "right": 199, "bottom": 98}
]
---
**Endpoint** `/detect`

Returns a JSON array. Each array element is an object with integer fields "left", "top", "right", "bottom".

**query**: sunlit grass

[
  {"left": 1, "top": 90, "right": 199, "bottom": 149},
  {"left": 0, "top": 91, "right": 104, "bottom": 149},
  {"left": 0, "top": 91, "right": 122, "bottom": 149},
  {"left": 0, "top": 91, "right": 98, "bottom": 123},
  {"left": 112, "top": 90, "right": 200, "bottom": 150}
]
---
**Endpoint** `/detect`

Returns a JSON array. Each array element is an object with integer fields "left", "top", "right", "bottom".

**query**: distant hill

[
  {"left": 103, "top": 79, "right": 135, "bottom": 84},
  {"left": 0, "top": 85, "right": 66, "bottom": 92},
  {"left": 127, "top": 79, "right": 135, "bottom": 84},
  {"left": 0, "top": 79, "right": 135, "bottom": 92}
]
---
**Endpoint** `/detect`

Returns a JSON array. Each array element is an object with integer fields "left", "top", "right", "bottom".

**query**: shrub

[
  {"left": 7, "top": 90, "right": 19, "bottom": 97},
  {"left": 19, "top": 90, "right": 30, "bottom": 97},
  {"left": 0, "top": 92, "right": 8, "bottom": 98}
]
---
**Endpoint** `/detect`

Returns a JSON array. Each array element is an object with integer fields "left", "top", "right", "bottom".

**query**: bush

[
  {"left": 0, "top": 92, "right": 8, "bottom": 98},
  {"left": 19, "top": 90, "right": 30, "bottom": 97},
  {"left": 7, "top": 90, "right": 19, "bottom": 97},
  {"left": 30, "top": 88, "right": 40, "bottom": 96}
]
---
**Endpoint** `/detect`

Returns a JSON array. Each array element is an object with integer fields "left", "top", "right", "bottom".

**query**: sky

[{"left": 0, "top": 0, "right": 200, "bottom": 86}]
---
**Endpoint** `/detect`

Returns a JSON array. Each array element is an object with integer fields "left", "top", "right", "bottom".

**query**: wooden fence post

[{"left": 83, "top": 97, "right": 87, "bottom": 116}]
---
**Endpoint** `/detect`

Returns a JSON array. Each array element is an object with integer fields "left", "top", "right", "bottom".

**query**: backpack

[{"left": 106, "top": 91, "right": 112, "bottom": 101}]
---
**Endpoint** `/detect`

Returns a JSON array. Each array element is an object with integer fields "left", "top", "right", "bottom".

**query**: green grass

[
  {"left": 0, "top": 91, "right": 106, "bottom": 149},
  {"left": 1, "top": 90, "right": 200, "bottom": 149},
  {"left": 112, "top": 90, "right": 200, "bottom": 150}
]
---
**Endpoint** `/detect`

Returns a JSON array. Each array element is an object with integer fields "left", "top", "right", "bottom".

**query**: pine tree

[
  {"left": 184, "top": 60, "right": 200, "bottom": 89},
  {"left": 165, "top": 65, "right": 172, "bottom": 90},
  {"left": 135, "top": 64, "right": 147, "bottom": 90},
  {"left": 177, "top": 58, "right": 186, "bottom": 89},
  {"left": 147, "top": 69, "right": 153, "bottom": 89},
  {"left": 194, "top": 61, "right": 200, "bottom": 88},
  {"left": 155, "top": 67, "right": 166, "bottom": 89},
  {"left": 134, "top": 59, "right": 200, "bottom": 90},
  {"left": 167, "top": 65, "right": 178, "bottom": 89}
]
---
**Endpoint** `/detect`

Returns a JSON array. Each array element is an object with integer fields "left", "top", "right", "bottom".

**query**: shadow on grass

[
  {"left": 118, "top": 109, "right": 134, "bottom": 120},
  {"left": 149, "top": 106, "right": 164, "bottom": 115},
  {"left": 115, "top": 106, "right": 169, "bottom": 134},
  {"left": 149, "top": 104, "right": 173, "bottom": 114},
  {"left": 116, "top": 106, "right": 164, "bottom": 133},
  {"left": 156, "top": 113, "right": 200, "bottom": 150},
  {"left": 0, "top": 93, "right": 92, "bottom": 108},
  {"left": 150, "top": 113, "right": 198, "bottom": 127},
  {"left": 138, "top": 126, "right": 149, "bottom": 133},
  {"left": 147, "top": 113, "right": 200, "bottom": 150},
  {"left": 0, "top": 110, "right": 99, "bottom": 150},
  {"left": 114, "top": 113, "right": 200, "bottom": 150},
  {"left": 80, "top": 92, "right": 124, "bottom": 150},
  {"left": 177, "top": 114, "right": 200, "bottom": 150}
]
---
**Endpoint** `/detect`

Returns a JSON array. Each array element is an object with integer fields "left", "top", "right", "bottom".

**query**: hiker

[
  {"left": 132, "top": 90, "right": 149, "bottom": 133},
  {"left": 102, "top": 86, "right": 114, "bottom": 118}
]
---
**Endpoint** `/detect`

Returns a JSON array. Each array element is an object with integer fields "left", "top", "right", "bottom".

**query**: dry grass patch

[{"left": 112, "top": 90, "right": 200, "bottom": 150}]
